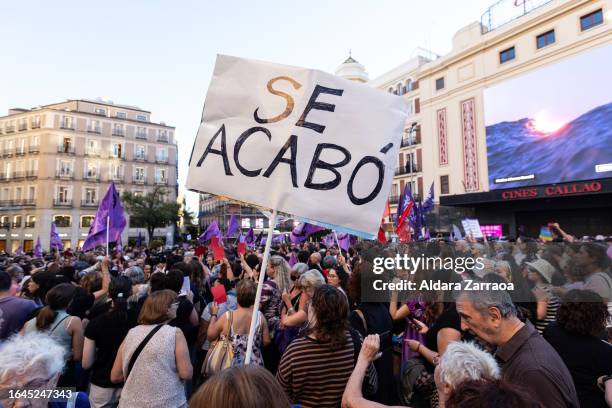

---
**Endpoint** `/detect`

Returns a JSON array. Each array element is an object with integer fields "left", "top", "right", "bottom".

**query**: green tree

[
  {"left": 181, "top": 198, "right": 199, "bottom": 238},
  {"left": 121, "top": 187, "right": 181, "bottom": 243}
]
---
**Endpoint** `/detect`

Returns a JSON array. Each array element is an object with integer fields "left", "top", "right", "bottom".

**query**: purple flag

[
  {"left": 15, "top": 245, "right": 24, "bottom": 256},
  {"left": 50, "top": 222, "right": 63, "bottom": 251},
  {"left": 288, "top": 252, "right": 297, "bottom": 267},
  {"left": 290, "top": 222, "right": 325, "bottom": 244},
  {"left": 337, "top": 233, "right": 355, "bottom": 252},
  {"left": 226, "top": 215, "right": 240, "bottom": 237},
  {"left": 261, "top": 237, "right": 267, "bottom": 246},
  {"left": 245, "top": 228, "right": 255, "bottom": 244},
  {"left": 199, "top": 221, "right": 220, "bottom": 243},
  {"left": 115, "top": 235, "right": 123, "bottom": 252},
  {"left": 136, "top": 231, "right": 143, "bottom": 247},
  {"left": 322, "top": 234, "right": 335, "bottom": 248},
  {"left": 34, "top": 237, "right": 42, "bottom": 258},
  {"left": 421, "top": 182, "right": 435, "bottom": 214},
  {"left": 83, "top": 182, "right": 127, "bottom": 251},
  {"left": 255, "top": 231, "right": 264, "bottom": 245}
]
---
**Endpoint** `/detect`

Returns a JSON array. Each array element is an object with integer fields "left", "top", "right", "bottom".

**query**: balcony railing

[
  {"left": 12, "top": 171, "right": 25, "bottom": 181},
  {"left": 26, "top": 170, "right": 37, "bottom": 179},
  {"left": 112, "top": 129, "right": 125, "bottom": 137},
  {"left": 136, "top": 133, "right": 148, "bottom": 140},
  {"left": 55, "top": 170, "right": 74, "bottom": 179},
  {"left": 84, "top": 174, "right": 100, "bottom": 181},
  {"left": 401, "top": 136, "right": 418, "bottom": 148},
  {"left": 60, "top": 123, "right": 75, "bottom": 130},
  {"left": 28, "top": 145, "right": 40, "bottom": 153},
  {"left": 31, "top": 122, "right": 41, "bottom": 129},
  {"left": 157, "top": 136, "right": 169, "bottom": 143},
  {"left": 15, "top": 148, "right": 26, "bottom": 156},
  {"left": 87, "top": 126, "right": 101, "bottom": 134},
  {"left": 5, "top": 125, "right": 15, "bottom": 133},
  {"left": 18, "top": 123, "right": 27, "bottom": 131},
  {"left": 154, "top": 179, "right": 168, "bottom": 186},
  {"left": 12, "top": 222, "right": 22, "bottom": 228},
  {"left": 0, "top": 199, "right": 36, "bottom": 207},
  {"left": 57, "top": 145, "right": 75, "bottom": 154},
  {"left": 109, "top": 154, "right": 125, "bottom": 160},
  {"left": 81, "top": 200, "right": 98, "bottom": 207},
  {"left": 0, "top": 223, "right": 9, "bottom": 229},
  {"left": 389, "top": 195, "right": 400, "bottom": 205},
  {"left": 85, "top": 150, "right": 101, "bottom": 157},
  {"left": 2, "top": 149, "right": 14, "bottom": 157},
  {"left": 134, "top": 155, "right": 147, "bottom": 162},
  {"left": 25, "top": 221, "right": 35, "bottom": 228},
  {"left": 53, "top": 199, "right": 73, "bottom": 207},
  {"left": 156, "top": 157, "right": 168, "bottom": 164},
  {"left": 394, "top": 165, "right": 421, "bottom": 176},
  {"left": 133, "top": 178, "right": 147, "bottom": 185},
  {"left": 110, "top": 174, "right": 125, "bottom": 183}
]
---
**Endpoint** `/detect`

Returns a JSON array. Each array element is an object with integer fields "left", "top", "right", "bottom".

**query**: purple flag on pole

[
  {"left": 34, "top": 237, "right": 42, "bottom": 258},
  {"left": 322, "top": 234, "right": 335, "bottom": 248},
  {"left": 50, "top": 222, "right": 63, "bottom": 251},
  {"left": 245, "top": 228, "right": 255, "bottom": 244},
  {"left": 83, "top": 182, "right": 127, "bottom": 251},
  {"left": 337, "top": 233, "right": 354, "bottom": 252},
  {"left": 226, "top": 215, "right": 240, "bottom": 237},
  {"left": 15, "top": 245, "right": 24, "bottom": 256},
  {"left": 199, "top": 221, "right": 220, "bottom": 243}
]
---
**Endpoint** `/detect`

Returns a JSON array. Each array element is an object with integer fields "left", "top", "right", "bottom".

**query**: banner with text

[{"left": 187, "top": 55, "right": 408, "bottom": 237}]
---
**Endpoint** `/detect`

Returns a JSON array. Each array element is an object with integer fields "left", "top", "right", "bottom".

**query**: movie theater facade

[{"left": 367, "top": 0, "right": 612, "bottom": 237}]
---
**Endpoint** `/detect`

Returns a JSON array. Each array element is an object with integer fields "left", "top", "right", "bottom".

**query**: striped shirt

[
  {"left": 535, "top": 284, "right": 560, "bottom": 334},
  {"left": 277, "top": 331, "right": 356, "bottom": 408}
]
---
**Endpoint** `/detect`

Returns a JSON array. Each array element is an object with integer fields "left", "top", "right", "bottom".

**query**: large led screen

[{"left": 484, "top": 44, "right": 612, "bottom": 190}]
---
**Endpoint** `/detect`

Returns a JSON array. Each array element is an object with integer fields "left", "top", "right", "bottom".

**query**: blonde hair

[{"left": 0, "top": 332, "right": 66, "bottom": 388}]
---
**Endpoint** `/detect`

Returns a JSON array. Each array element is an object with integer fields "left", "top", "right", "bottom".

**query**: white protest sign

[
  {"left": 187, "top": 55, "right": 408, "bottom": 237},
  {"left": 461, "top": 218, "right": 484, "bottom": 239}
]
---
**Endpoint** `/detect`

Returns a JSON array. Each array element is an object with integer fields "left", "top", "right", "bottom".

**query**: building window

[
  {"left": 155, "top": 168, "right": 167, "bottom": 184},
  {"left": 135, "top": 145, "right": 146, "bottom": 160},
  {"left": 84, "top": 188, "right": 97, "bottom": 205},
  {"left": 81, "top": 216, "right": 95, "bottom": 228},
  {"left": 88, "top": 119, "right": 101, "bottom": 133},
  {"left": 112, "top": 143, "right": 123, "bottom": 158},
  {"left": 135, "top": 167, "right": 145, "bottom": 182},
  {"left": 156, "top": 147, "right": 168, "bottom": 162},
  {"left": 112, "top": 123, "right": 124, "bottom": 136},
  {"left": 54, "top": 215, "right": 71, "bottom": 228},
  {"left": 499, "top": 47, "right": 516, "bottom": 64},
  {"left": 136, "top": 114, "right": 147, "bottom": 121},
  {"left": 241, "top": 218, "right": 251, "bottom": 228},
  {"left": 26, "top": 215, "right": 36, "bottom": 228},
  {"left": 440, "top": 175, "right": 449, "bottom": 195},
  {"left": 136, "top": 127, "right": 147, "bottom": 139},
  {"left": 57, "top": 186, "right": 70, "bottom": 203},
  {"left": 31, "top": 115, "right": 41, "bottom": 128},
  {"left": 536, "top": 30, "right": 555, "bottom": 49},
  {"left": 58, "top": 160, "right": 72, "bottom": 177},
  {"left": 580, "top": 9, "right": 603, "bottom": 31},
  {"left": 116, "top": 111, "right": 127, "bottom": 119},
  {"left": 94, "top": 107, "right": 106, "bottom": 116},
  {"left": 435, "top": 77, "right": 445, "bottom": 91},
  {"left": 61, "top": 116, "right": 74, "bottom": 130},
  {"left": 86, "top": 162, "right": 98, "bottom": 178},
  {"left": 255, "top": 218, "right": 264, "bottom": 229}
]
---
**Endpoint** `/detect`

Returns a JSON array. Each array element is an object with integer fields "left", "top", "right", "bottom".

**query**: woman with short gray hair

[{"left": 435, "top": 341, "right": 500, "bottom": 407}]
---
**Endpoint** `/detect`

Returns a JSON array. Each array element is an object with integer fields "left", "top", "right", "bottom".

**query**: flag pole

[
  {"left": 106, "top": 215, "right": 110, "bottom": 256},
  {"left": 245, "top": 208, "right": 277, "bottom": 364}
]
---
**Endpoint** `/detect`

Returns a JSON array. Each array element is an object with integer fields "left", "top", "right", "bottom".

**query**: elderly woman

[
  {"left": 0, "top": 332, "right": 89, "bottom": 408},
  {"left": 280, "top": 269, "right": 326, "bottom": 328},
  {"left": 342, "top": 338, "right": 500, "bottom": 408}
]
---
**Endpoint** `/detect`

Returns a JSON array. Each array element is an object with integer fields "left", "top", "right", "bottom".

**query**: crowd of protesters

[{"left": 0, "top": 225, "right": 611, "bottom": 408}]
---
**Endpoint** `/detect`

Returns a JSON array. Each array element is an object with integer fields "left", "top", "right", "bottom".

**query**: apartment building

[
  {"left": 338, "top": 0, "right": 612, "bottom": 237},
  {"left": 0, "top": 99, "right": 178, "bottom": 252}
]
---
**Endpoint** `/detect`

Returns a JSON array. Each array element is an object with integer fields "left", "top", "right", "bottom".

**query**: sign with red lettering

[{"left": 501, "top": 181, "right": 603, "bottom": 200}]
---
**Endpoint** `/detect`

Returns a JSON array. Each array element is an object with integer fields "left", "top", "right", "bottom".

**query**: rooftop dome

[{"left": 335, "top": 52, "right": 369, "bottom": 83}]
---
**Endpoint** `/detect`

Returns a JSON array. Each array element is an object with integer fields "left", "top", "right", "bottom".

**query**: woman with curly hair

[
  {"left": 276, "top": 284, "right": 377, "bottom": 408},
  {"left": 543, "top": 289, "right": 612, "bottom": 408}
]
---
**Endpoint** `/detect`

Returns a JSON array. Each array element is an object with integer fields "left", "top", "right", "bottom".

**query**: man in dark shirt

[{"left": 456, "top": 288, "right": 579, "bottom": 408}]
